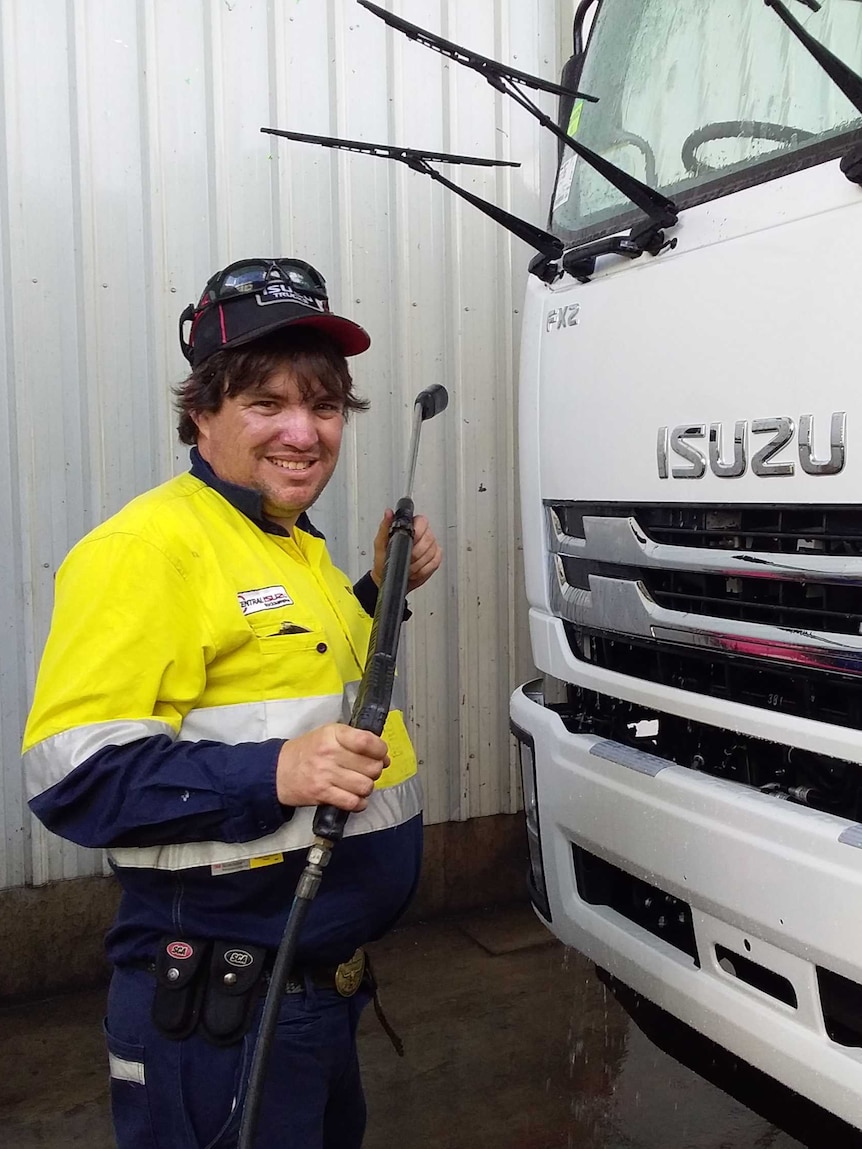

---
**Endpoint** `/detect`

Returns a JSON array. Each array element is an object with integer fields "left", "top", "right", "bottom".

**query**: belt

[
  {"left": 127, "top": 946, "right": 368, "bottom": 998},
  {"left": 127, "top": 942, "right": 403, "bottom": 1055},
  {"left": 265, "top": 948, "right": 368, "bottom": 998}
]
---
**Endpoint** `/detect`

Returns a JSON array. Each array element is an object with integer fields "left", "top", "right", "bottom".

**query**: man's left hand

[{"left": 371, "top": 510, "right": 442, "bottom": 593}]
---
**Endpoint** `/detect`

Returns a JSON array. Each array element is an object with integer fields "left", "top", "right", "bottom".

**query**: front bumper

[{"left": 511, "top": 680, "right": 862, "bottom": 1130}]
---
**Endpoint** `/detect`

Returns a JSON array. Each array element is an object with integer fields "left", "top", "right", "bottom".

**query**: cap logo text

[{"left": 257, "top": 283, "right": 325, "bottom": 310}]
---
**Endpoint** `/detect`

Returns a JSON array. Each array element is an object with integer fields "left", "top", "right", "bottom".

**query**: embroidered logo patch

[
  {"left": 238, "top": 585, "right": 294, "bottom": 615},
  {"left": 166, "top": 941, "right": 194, "bottom": 961},
  {"left": 225, "top": 949, "right": 255, "bottom": 968}
]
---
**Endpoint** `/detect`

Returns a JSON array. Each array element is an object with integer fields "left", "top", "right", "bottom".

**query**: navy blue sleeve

[
  {"left": 353, "top": 571, "right": 411, "bottom": 621},
  {"left": 353, "top": 572, "right": 379, "bottom": 616},
  {"left": 28, "top": 735, "right": 292, "bottom": 849}
]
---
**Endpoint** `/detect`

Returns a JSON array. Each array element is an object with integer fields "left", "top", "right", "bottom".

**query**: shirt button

[{"left": 316, "top": 642, "right": 328, "bottom": 653}]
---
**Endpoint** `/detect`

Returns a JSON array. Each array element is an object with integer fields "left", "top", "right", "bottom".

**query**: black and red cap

[{"left": 178, "top": 257, "right": 371, "bottom": 367}]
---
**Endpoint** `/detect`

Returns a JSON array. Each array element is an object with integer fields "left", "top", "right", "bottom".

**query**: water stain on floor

[{"left": 0, "top": 903, "right": 855, "bottom": 1149}]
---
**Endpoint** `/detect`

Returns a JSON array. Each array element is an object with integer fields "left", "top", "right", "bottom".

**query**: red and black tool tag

[{"left": 151, "top": 937, "right": 210, "bottom": 1040}]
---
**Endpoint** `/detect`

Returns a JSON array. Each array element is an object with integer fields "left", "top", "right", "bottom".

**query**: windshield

[{"left": 552, "top": 0, "right": 862, "bottom": 243}]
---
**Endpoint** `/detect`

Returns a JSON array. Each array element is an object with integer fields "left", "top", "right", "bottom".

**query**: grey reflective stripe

[
  {"left": 109, "top": 773, "right": 424, "bottom": 871},
  {"left": 24, "top": 719, "right": 176, "bottom": 798},
  {"left": 108, "top": 1053, "right": 146, "bottom": 1085},
  {"left": 179, "top": 694, "right": 343, "bottom": 742},
  {"left": 180, "top": 688, "right": 409, "bottom": 742},
  {"left": 390, "top": 674, "right": 406, "bottom": 715},
  {"left": 343, "top": 681, "right": 359, "bottom": 720}
]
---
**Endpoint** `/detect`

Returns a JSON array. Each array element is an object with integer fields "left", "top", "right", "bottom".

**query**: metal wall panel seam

[
  {"left": 133, "top": 0, "right": 172, "bottom": 490},
  {"left": 501, "top": 0, "right": 556, "bottom": 814},
  {"left": 494, "top": 0, "right": 519, "bottom": 819},
  {"left": 432, "top": 0, "right": 465, "bottom": 826},
  {"left": 366, "top": 1, "right": 445, "bottom": 828},
  {"left": 61, "top": 0, "right": 105, "bottom": 881},
  {"left": 202, "top": 0, "right": 221, "bottom": 263},
  {"left": 446, "top": 0, "right": 512, "bottom": 822},
  {"left": 496, "top": 0, "right": 520, "bottom": 817},
  {"left": 265, "top": 0, "right": 283, "bottom": 252},
  {"left": 146, "top": 0, "right": 213, "bottom": 450},
  {"left": 138, "top": 0, "right": 173, "bottom": 483},
  {"left": 2, "top": 0, "right": 42, "bottom": 890},
  {"left": 330, "top": 0, "right": 349, "bottom": 329},
  {"left": 14, "top": 0, "right": 92, "bottom": 886},
  {"left": 376, "top": 4, "right": 416, "bottom": 814},
  {"left": 404, "top": 0, "right": 458, "bottom": 830},
  {"left": 436, "top": 0, "right": 468, "bottom": 824},
  {"left": 0, "top": 0, "right": 29, "bottom": 890},
  {"left": 210, "top": 1, "right": 278, "bottom": 261},
  {"left": 334, "top": 0, "right": 392, "bottom": 596}
]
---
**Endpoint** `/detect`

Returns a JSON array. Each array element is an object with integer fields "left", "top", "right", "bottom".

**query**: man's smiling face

[{"left": 194, "top": 366, "right": 345, "bottom": 531}]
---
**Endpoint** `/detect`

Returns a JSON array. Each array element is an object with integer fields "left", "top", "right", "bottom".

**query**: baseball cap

[{"left": 178, "top": 258, "right": 371, "bottom": 366}]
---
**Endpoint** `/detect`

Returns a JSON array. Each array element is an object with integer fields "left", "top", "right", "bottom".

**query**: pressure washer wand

[{"left": 238, "top": 383, "right": 448, "bottom": 1149}]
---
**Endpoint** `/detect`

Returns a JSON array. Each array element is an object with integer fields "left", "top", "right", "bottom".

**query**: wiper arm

[
  {"left": 765, "top": 0, "right": 862, "bottom": 117},
  {"left": 260, "top": 129, "right": 563, "bottom": 265},
  {"left": 358, "top": 0, "right": 678, "bottom": 235},
  {"left": 357, "top": 0, "right": 598, "bottom": 103}
]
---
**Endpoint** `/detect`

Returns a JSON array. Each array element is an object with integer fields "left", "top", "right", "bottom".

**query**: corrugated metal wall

[{"left": 0, "top": 0, "right": 564, "bottom": 890}]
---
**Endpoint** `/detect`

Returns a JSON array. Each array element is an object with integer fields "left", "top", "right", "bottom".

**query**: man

[{"left": 22, "top": 257, "right": 442, "bottom": 1149}]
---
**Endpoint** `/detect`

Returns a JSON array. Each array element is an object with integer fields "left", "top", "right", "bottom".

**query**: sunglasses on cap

[
  {"left": 178, "top": 257, "right": 370, "bottom": 366},
  {"left": 195, "top": 258, "right": 328, "bottom": 308}
]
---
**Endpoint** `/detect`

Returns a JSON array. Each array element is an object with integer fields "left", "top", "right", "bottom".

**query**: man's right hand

[{"left": 276, "top": 724, "right": 390, "bottom": 811}]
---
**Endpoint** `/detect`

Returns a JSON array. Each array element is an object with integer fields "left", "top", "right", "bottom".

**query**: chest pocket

[
  {"left": 244, "top": 609, "right": 344, "bottom": 701},
  {"left": 246, "top": 609, "right": 322, "bottom": 647}
]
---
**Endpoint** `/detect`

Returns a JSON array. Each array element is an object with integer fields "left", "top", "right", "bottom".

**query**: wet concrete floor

[{"left": 1, "top": 903, "right": 859, "bottom": 1148}]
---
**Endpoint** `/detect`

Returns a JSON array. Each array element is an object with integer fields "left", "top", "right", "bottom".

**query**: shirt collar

[{"left": 189, "top": 446, "right": 323, "bottom": 539}]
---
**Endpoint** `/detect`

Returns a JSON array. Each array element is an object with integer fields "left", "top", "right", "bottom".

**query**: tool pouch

[
  {"left": 199, "top": 941, "right": 269, "bottom": 1047},
  {"left": 151, "top": 938, "right": 210, "bottom": 1040}
]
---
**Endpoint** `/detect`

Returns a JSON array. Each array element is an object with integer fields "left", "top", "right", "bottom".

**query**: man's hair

[{"left": 174, "top": 329, "right": 370, "bottom": 445}]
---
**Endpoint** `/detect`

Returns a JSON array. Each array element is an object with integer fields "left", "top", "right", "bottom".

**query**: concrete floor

[{"left": 1, "top": 903, "right": 859, "bottom": 1149}]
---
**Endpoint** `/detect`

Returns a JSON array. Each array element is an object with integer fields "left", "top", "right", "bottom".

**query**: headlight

[{"left": 512, "top": 721, "right": 551, "bottom": 921}]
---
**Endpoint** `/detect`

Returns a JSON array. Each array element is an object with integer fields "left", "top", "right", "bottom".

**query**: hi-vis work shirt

[{"left": 23, "top": 450, "right": 422, "bottom": 966}]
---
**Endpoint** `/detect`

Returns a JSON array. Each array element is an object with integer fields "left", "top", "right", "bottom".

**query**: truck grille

[
  {"left": 548, "top": 502, "right": 862, "bottom": 727},
  {"left": 561, "top": 564, "right": 862, "bottom": 636},
  {"left": 557, "top": 504, "right": 862, "bottom": 556}
]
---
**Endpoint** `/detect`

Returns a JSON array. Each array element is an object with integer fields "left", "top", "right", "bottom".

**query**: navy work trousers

[{"left": 105, "top": 965, "right": 371, "bottom": 1149}]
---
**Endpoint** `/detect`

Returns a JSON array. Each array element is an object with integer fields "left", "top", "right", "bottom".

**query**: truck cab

[{"left": 510, "top": 0, "right": 862, "bottom": 1126}]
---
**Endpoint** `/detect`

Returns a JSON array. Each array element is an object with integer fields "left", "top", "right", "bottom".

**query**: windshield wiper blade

[
  {"left": 357, "top": 0, "right": 598, "bottom": 103},
  {"left": 765, "top": 0, "right": 862, "bottom": 117},
  {"left": 358, "top": 0, "right": 678, "bottom": 234},
  {"left": 261, "top": 128, "right": 564, "bottom": 263},
  {"left": 262, "top": 130, "right": 523, "bottom": 170}
]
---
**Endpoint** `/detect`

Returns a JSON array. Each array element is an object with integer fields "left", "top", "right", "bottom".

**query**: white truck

[{"left": 510, "top": 0, "right": 862, "bottom": 1128}]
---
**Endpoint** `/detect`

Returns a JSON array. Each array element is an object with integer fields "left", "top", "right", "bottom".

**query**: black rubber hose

[
  {"left": 237, "top": 892, "right": 313, "bottom": 1148},
  {"left": 237, "top": 499, "right": 416, "bottom": 1149}
]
